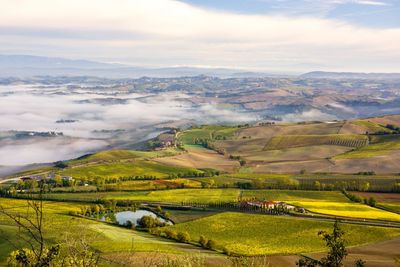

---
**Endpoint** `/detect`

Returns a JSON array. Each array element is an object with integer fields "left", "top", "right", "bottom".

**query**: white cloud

[
  {"left": 0, "top": 0, "right": 399, "bottom": 72},
  {"left": 351, "top": 0, "right": 389, "bottom": 6}
]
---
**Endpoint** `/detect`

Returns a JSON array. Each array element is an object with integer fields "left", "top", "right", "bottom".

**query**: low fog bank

[
  {"left": 281, "top": 109, "right": 338, "bottom": 123},
  {"left": 0, "top": 163, "right": 53, "bottom": 178},
  {"left": 0, "top": 84, "right": 258, "bottom": 168}
]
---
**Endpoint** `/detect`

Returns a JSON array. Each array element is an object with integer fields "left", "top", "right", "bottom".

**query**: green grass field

[
  {"left": 178, "top": 126, "right": 238, "bottom": 145},
  {"left": 70, "top": 149, "right": 180, "bottom": 164},
  {"left": 39, "top": 189, "right": 400, "bottom": 221},
  {"left": 41, "top": 189, "right": 241, "bottom": 203},
  {"left": 0, "top": 198, "right": 207, "bottom": 264},
  {"left": 103, "top": 189, "right": 241, "bottom": 203},
  {"left": 164, "top": 209, "right": 221, "bottom": 223},
  {"left": 163, "top": 212, "right": 400, "bottom": 255},
  {"left": 10, "top": 149, "right": 181, "bottom": 178},
  {"left": 59, "top": 160, "right": 202, "bottom": 179}
]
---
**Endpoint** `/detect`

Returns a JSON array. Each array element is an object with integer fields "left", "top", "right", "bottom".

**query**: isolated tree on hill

[
  {"left": 0, "top": 182, "right": 60, "bottom": 266},
  {"left": 1, "top": 182, "right": 99, "bottom": 266},
  {"left": 297, "top": 221, "right": 365, "bottom": 267}
]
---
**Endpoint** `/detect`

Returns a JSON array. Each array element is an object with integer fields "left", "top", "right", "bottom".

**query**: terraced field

[
  {"left": 168, "top": 120, "right": 400, "bottom": 174},
  {"left": 164, "top": 212, "right": 400, "bottom": 255},
  {"left": 244, "top": 145, "right": 352, "bottom": 162},
  {"left": 334, "top": 138, "right": 400, "bottom": 159},
  {"left": 264, "top": 134, "right": 368, "bottom": 150}
]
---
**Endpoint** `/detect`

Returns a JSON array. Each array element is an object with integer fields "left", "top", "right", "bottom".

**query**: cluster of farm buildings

[{"left": 240, "top": 200, "right": 305, "bottom": 212}]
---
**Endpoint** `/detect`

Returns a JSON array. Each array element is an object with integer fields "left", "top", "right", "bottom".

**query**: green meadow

[{"left": 164, "top": 212, "right": 400, "bottom": 255}]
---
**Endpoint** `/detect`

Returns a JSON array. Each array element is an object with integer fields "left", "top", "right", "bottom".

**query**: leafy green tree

[
  {"left": 206, "top": 239, "right": 217, "bottom": 250},
  {"left": 0, "top": 183, "right": 77, "bottom": 266},
  {"left": 297, "top": 221, "right": 365, "bottom": 267},
  {"left": 54, "top": 161, "right": 68, "bottom": 169},
  {"left": 54, "top": 175, "right": 63, "bottom": 187},
  {"left": 164, "top": 229, "right": 178, "bottom": 240},
  {"left": 156, "top": 205, "right": 162, "bottom": 213},
  {"left": 177, "top": 231, "right": 190, "bottom": 243},
  {"left": 359, "top": 182, "right": 370, "bottom": 192},
  {"left": 7, "top": 246, "right": 60, "bottom": 267},
  {"left": 125, "top": 220, "right": 134, "bottom": 229},
  {"left": 199, "top": 235, "right": 208, "bottom": 247},
  {"left": 368, "top": 197, "right": 377, "bottom": 207},
  {"left": 313, "top": 181, "right": 321, "bottom": 191},
  {"left": 318, "top": 221, "right": 347, "bottom": 267}
]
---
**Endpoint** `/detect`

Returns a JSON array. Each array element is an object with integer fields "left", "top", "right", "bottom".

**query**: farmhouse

[
  {"left": 244, "top": 200, "right": 276, "bottom": 209},
  {"left": 62, "top": 176, "right": 73, "bottom": 181},
  {"left": 20, "top": 176, "right": 43, "bottom": 182},
  {"left": 241, "top": 200, "right": 297, "bottom": 211},
  {"left": 156, "top": 133, "right": 176, "bottom": 149}
]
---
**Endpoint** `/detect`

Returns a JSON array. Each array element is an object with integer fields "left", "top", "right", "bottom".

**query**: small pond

[{"left": 100, "top": 210, "right": 173, "bottom": 226}]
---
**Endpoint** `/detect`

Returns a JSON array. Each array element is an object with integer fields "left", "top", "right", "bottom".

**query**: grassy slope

[
  {"left": 70, "top": 149, "right": 179, "bottom": 164},
  {"left": 352, "top": 120, "right": 391, "bottom": 133},
  {"left": 178, "top": 126, "right": 238, "bottom": 145},
  {"left": 164, "top": 212, "right": 400, "bottom": 255},
  {"left": 153, "top": 145, "right": 239, "bottom": 173},
  {"left": 244, "top": 145, "right": 351, "bottom": 161},
  {"left": 334, "top": 137, "right": 400, "bottom": 159},
  {"left": 59, "top": 160, "right": 202, "bottom": 179},
  {"left": 10, "top": 149, "right": 180, "bottom": 178},
  {"left": 0, "top": 198, "right": 206, "bottom": 263}
]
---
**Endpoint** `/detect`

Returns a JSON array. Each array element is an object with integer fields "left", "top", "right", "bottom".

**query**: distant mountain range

[
  {"left": 0, "top": 55, "right": 273, "bottom": 78},
  {"left": 1, "top": 55, "right": 400, "bottom": 79},
  {"left": 301, "top": 71, "right": 400, "bottom": 80}
]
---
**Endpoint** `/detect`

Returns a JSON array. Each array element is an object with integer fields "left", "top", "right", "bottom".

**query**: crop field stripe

[{"left": 264, "top": 134, "right": 368, "bottom": 150}]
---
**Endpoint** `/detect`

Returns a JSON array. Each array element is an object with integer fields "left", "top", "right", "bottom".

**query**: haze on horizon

[{"left": 1, "top": 0, "right": 400, "bottom": 73}]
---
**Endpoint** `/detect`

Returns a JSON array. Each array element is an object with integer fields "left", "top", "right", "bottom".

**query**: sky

[{"left": 1, "top": 0, "right": 400, "bottom": 73}]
